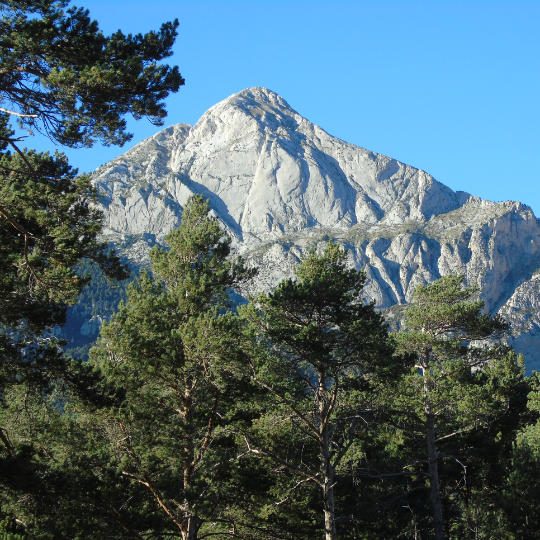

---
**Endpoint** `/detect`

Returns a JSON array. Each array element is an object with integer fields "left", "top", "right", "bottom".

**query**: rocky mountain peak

[
  {"left": 89, "top": 88, "right": 540, "bottom": 370},
  {"left": 207, "top": 86, "right": 297, "bottom": 116}
]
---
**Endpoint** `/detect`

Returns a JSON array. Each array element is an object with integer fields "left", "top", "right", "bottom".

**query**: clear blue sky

[{"left": 41, "top": 0, "right": 540, "bottom": 214}]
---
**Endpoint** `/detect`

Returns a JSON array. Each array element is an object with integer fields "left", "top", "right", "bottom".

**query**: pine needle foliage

[{"left": 90, "top": 195, "right": 256, "bottom": 540}]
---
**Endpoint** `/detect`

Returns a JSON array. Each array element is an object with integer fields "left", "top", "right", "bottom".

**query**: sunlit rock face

[{"left": 91, "top": 87, "right": 540, "bottom": 370}]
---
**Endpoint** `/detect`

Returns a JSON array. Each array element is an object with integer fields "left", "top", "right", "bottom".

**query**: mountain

[{"left": 80, "top": 87, "right": 540, "bottom": 369}]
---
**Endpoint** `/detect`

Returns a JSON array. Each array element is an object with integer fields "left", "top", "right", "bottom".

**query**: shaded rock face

[{"left": 91, "top": 87, "right": 540, "bottom": 370}]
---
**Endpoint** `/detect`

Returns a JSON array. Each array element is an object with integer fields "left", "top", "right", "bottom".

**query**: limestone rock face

[
  {"left": 498, "top": 275, "right": 540, "bottom": 371},
  {"left": 90, "top": 87, "right": 540, "bottom": 369}
]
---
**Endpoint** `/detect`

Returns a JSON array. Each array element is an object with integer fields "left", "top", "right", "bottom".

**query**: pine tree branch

[
  {"left": 275, "top": 478, "right": 313, "bottom": 506},
  {"left": 248, "top": 363, "right": 319, "bottom": 437},
  {"left": 117, "top": 423, "right": 185, "bottom": 533},
  {"left": 240, "top": 434, "right": 322, "bottom": 488},
  {"left": 121, "top": 471, "right": 184, "bottom": 532},
  {"left": 0, "top": 427, "right": 14, "bottom": 457},
  {"left": 192, "top": 393, "right": 219, "bottom": 470},
  {"left": 7, "top": 138, "right": 38, "bottom": 174},
  {"left": 435, "top": 425, "right": 476, "bottom": 443},
  {"left": 0, "top": 202, "right": 35, "bottom": 238},
  {"left": 0, "top": 107, "right": 38, "bottom": 118}
]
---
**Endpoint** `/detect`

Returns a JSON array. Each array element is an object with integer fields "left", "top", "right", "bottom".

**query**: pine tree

[
  {"left": 89, "top": 195, "right": 255, "bottom": 540},
  {"left": 240, "top": 242, "right": 398, "bottom": 540},
  {"left": 0, "top": 0, "right": 182, "bottom": 148},
  {"left": 0, "top": 0, "right": 182, "bottom": 337},
  {"left": 393, "top": 275, "right": 520, "bottom": 539}
]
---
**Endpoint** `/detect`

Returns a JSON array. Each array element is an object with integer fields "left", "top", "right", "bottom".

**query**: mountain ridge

[{"left": 85, "top": 87, "right": 540, "bottom": 369}]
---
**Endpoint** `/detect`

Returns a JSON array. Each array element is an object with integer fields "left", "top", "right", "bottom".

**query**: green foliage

[
  {"left": 389, "top": 275, "right": 532, "bottom": 538},
  {"left": 150, "top": 194, "right": 251, "bottom": 309},
  {"left": 88, "top": 195, "right": 256, "bottom": 538},
  {"left": 0, "top": 149, "right": 126, "bottom": 332},
  {"left": 241, "top": 242, "right": 401, "bottom": 539},
  {"left": 0, "top": 517, "right": 25, "bottom": 539},
  {"left": 0, "top": 0, "right": 182, "bottom": 341},
  {"left": 0, "top": 1, "right": 183, "bottom": 535},
  {"left": 0, "top": 0, "right": 183, "bottom": 147},
  {"left": 402, "top": 274, "right": 507, "bottom": 343},
  {"left": 501, "top": 372, "right": 540, "bottom": 538}
]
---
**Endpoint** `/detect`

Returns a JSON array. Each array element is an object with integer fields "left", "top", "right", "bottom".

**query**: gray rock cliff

[{"left": 89, "top": 87, "right": 540, "bottom": 370}]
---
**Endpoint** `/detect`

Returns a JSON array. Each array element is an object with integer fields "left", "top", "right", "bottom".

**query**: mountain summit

[
  {"left": 96, "top": 87, "right": 470, "bottom": 241},
  {"left": 91, "top": 88, "right": 540, "bottom": 369}
]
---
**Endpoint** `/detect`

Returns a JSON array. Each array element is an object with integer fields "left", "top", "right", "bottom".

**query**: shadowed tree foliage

[
  {"left": 0, "top": 0, "right": 183, "bottom": 399},
  {"left": 500, "top": 373, "right": 540, "bottom": 539},
  {"left": 0, "top": 1, "right": 183, "bottom": 534},
  {"left": 0, "top": 0, "right": 183, "bottom": 329},
  {"left": 391, "top": 275, "right": 531, "bottom": 539}
]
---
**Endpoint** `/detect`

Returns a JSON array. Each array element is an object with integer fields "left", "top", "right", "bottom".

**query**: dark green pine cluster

[
  {"left": 0, "top": 0, "right": 183, "bottom": 416},
  {"left": 0, "top": 0, "right": 183, "bottom": 147},
  {"left": 0, "top": 2, "right": 539, "bottom": 539},
  {"left": 4, "top": 193, "right": 539, "bottom": 539}
]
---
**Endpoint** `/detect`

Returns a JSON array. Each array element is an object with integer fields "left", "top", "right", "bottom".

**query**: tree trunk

[
  {"left": 426, "top": 412, "right": 445, "bottom": 540},
  {"left": 423, "top": 371, "right": 446, "bottom": 540},
  {"left": 181, "top": 515, "right": 200, "bottom": 540},
  {"left": 181, "top": 382, "right": 199, "bottom": 540},
  {"left": 322, "top": 461, "right": 337, "bottom": 540},
  {"left": 318, "top": 370, "right": 337, "bottom": 540}
]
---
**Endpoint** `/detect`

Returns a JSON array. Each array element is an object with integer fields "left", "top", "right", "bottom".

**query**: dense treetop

[{"left": 0, "top": 0, "right": 184, "bottom": 148}]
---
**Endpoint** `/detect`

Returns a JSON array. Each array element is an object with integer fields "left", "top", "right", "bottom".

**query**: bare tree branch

[{"left": 0, "top": 107, "right": 38, "bottom": 118}]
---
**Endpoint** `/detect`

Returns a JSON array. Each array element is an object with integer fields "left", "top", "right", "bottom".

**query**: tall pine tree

[
  {"left": 90, "top": 195, "right": 255, "bottom": 540},
  {"left": 241, "top": 242, "right": 399, "bottom": 540},
  {"left": 393, "top": 275, "right": 525, "bottom": 539}
]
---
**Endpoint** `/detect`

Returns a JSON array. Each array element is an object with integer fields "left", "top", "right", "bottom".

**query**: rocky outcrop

[
  {"left": 498, "top": 275, "right": 540, "bottom": 371},
  {"left": 88, "top": 87, "right": 540, "bottom": 370}
]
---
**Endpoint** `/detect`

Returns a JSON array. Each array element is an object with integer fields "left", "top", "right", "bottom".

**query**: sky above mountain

[{"left": 36, "top": 0, "right": 540, "bottom": 215}]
